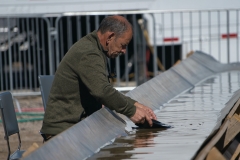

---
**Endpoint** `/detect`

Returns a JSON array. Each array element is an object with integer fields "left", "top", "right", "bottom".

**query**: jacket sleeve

[{"left": 77, "top": 51, "right": 136, "bottom": 118}]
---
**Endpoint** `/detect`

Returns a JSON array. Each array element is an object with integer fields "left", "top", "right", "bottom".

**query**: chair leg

[
  {"left": 6, "top": 137, "right": 11, "bottom": 160},
  {"left": 0, "top": 108, "right": 11, "bottom": 159},
  {"left": 17, "top": 132, "right": 22, "bottom": 150}
]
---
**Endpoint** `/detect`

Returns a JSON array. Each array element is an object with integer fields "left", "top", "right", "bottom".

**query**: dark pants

[{"left": 41, "top": 134, "right": 55, "bottom": 142}]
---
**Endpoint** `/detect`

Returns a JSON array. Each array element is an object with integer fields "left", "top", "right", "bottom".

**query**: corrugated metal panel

[
  {"left": 24, "top": 108, "right": 127, "bottom": 160},
  {"left": 126, "top": 69, "right": 193, "bottom": 110},
  {"left": 171, "top": 57, "right": 214, "bottom": 85},
  {"left": 191, "top": 51, "right": 239, "bottom": 72}
]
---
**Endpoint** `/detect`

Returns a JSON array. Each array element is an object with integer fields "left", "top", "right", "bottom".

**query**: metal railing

[
  {"left": 0, "top": 9, "right": 239, "bottom": 96},
  {"left": 0, "top": 17, "right": 51, "bottom": 93}
]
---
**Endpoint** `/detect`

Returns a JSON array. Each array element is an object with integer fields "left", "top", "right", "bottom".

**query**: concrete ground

[{"left": 0, "top": 96, "right": 44, "bottom": 159}]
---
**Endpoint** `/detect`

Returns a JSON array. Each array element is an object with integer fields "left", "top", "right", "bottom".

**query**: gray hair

[{"left": 97, "top": 16, "right": 132, "bottom": 37}]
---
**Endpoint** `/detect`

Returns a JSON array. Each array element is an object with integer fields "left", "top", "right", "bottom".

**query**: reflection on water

[
  {"left": 88, "top": 71, "right": 240, "bottom": 160},
  {"left": 88, "top": 129, "right": 165, "bottom": 160}
]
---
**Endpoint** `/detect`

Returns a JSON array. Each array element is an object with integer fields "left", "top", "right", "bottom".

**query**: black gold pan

[{"left": 134, "top": 119, "right": 172, "bottom": 129}]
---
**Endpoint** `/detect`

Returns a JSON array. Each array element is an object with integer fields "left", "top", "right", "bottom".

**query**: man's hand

[
  {"left": 130, "top": 107, "right": 153, "bottom": 127},
  {"left": 134, "top": 102, "right": 157, "bottom": 120},
  {"left": 130, "top": 102, "right": 157, "bottom": 127}
]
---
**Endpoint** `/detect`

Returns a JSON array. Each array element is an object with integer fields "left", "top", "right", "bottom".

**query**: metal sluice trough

[{"left": 24, "top": 51, "right": 240, "bottom": 160}]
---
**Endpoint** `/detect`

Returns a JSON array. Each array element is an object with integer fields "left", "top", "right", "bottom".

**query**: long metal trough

[{"left": 24, "top": 51, "right": 240, "bottom": 160}]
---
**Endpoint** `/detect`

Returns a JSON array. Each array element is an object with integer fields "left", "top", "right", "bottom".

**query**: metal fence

[
  {"left": 0, "top": 9, "right": 239, "bottom": 96},
  {"left": 0, "top": 17, "right": 51, "bottom": 94}
]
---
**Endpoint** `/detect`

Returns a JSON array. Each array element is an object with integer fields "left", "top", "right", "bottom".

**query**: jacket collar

[{"left": 91, "top": 30, "right": 108, "bottom": 56}]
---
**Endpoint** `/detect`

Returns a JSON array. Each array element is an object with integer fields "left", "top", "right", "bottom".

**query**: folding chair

[
  {"left": 38, "top": 75, "right": 55, "bottom": 110},
  {"left": 0, "top": 91, "right": 25, "bottom": 160}
]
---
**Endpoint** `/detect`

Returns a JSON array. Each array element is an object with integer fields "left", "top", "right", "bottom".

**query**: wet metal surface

[{"left": 89, "top": 71, "right": 240, "bottom": 160}]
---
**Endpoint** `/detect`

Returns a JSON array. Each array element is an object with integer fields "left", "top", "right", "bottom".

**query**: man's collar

[{"left": 94, "top": 30, "right": 108, "bottom": 56}]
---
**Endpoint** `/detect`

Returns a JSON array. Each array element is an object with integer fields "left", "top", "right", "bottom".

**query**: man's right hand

[{"left": 130, "top": 107, "right": 153, "bottom": 127}]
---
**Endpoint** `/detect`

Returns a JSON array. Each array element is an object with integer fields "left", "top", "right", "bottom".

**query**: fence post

[
  {"left": 43, "top": 17, "right": 54, "bottom": 75},
  {"left": 133, "top": 14, "right": 138, "bottom": 85},
  {"left": 142, "top": 15, "right": 147, "bottom": 82},
  {"left": 150, "top": 13, "right": 158, "bottom": 77},
  {"left": 7, "top": 17, "right": 13, "bottom": 91},
  {"left": 55, "top": 16, "right": 62, "bottom": 69},
  {"left": 227, "top": 10, "right": 230, "bottom": 64}
]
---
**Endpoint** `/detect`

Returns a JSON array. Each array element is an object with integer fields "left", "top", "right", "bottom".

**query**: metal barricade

[
  {"left": 0, "top": 16, "right": 52, "bottom": 95},
  {"left": 150, "top": 9, "right": 240, "bottom": 65},
  {"left": 0, "top": 9, "right": 239, "bottom": 96}
]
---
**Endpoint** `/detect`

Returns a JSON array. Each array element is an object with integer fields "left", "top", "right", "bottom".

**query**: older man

[{"left": 41, "top": 15, "right": 156, "bottom": 141}]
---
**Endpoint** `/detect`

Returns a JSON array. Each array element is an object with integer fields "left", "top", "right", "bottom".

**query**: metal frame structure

[{"left": 0, "top": 9, "right": 239, "bottom": 97}]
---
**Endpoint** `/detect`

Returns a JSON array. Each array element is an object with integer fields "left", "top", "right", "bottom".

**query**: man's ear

[
  {"left": 106, "top": 31, "right": 115, "bottom": 46},
  {"left": 107, "top": 32, "right": 115, "bottom": 42}
]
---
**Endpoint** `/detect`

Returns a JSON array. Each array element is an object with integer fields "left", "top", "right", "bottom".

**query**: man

[{"left": 41, "top": 15, "right": 157, "bottom": 141}]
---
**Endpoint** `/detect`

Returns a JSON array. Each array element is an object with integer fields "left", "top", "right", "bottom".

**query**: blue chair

[
  {"left": 0, "top": 91, "right": 25, "bottom": 160},
  {"left": 38, "top": 75, "right": 55, "bottom": 110}
]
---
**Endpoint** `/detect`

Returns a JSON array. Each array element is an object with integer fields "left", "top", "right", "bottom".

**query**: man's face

[{"left": 106, "top": 30, "right": 132, "bottom": 58}]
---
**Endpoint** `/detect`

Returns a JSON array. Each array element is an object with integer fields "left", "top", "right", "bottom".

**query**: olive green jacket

[{"left": 41, "top": 31, "right": 136, "bottom": 135}]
